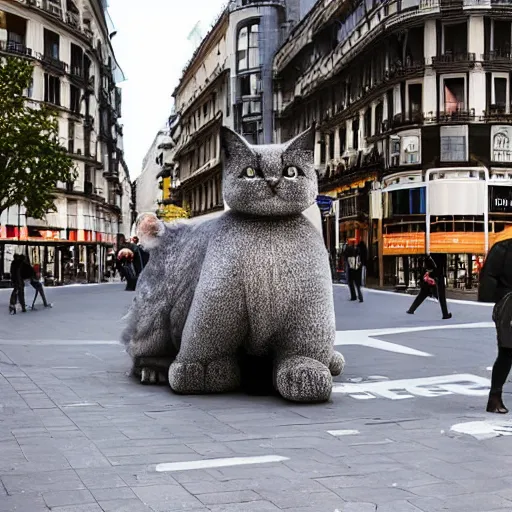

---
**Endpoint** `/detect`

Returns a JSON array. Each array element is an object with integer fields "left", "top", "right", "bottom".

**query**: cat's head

[{"left": 221, "top": 126, "right": 317, "bottom": 216}]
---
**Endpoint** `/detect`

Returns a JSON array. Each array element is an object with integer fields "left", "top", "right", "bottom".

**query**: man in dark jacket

[
  {"left": 478, "top": 234, "right": 512, "bottom": 413},
  {"left": 343, "top": 240, "right": 363, "bottom": 303},
  {"left": 9, "top": 254, "right": 26, "bottom": 314}
]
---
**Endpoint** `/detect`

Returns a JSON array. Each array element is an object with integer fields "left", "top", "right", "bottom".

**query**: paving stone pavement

[{"left": 0, "top": 283, "right": 511, "bottom": 511}]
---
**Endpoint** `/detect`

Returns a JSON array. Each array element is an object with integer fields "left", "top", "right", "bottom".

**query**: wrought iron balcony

[
  {"left": 463, "top": 0, "right": 491, "bottom": 6},
  {"left": 39, "top": 53, "right": 68, "bottom": 73},
  {"left": 483, "top": 50, "right": 512, "bottom": 61},
  {"left": 491, "top": 0, "right": 512, "bottom": 7},
  {"left": 0, "top": 40, "right": 32, "bottom": 57},
  {"left": 432, "top": 52, "right": 476, "bottom": 67}
]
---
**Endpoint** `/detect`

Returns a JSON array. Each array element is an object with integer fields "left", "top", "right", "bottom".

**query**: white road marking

[
  {"left": 451, "top": 420, "right": 512, "bottom": 440},
  {"left": 327, "top": 430, "right": 360, "bottom": 437},
  {"left": 61, "top": 402, "right": 99, "bottom": 408},
  {"left": 333, "top": 374, "right": 490, "bottom": 400},
  {"left": 336, "top": 322, "right": 493, "bottom": 357},
  {"left": 0, "top": 340, "right": 121, "bottom": 345},
  {"left": 155, "top": 455, "right": 289, "bottom": 472}
]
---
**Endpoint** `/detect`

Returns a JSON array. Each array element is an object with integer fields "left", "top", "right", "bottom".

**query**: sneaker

[
  {"left": 442, "top": 313, "right": 452, "bottom": 320},
  {"left": 406, "top": 310, "right": 414, "bottom": 315}
]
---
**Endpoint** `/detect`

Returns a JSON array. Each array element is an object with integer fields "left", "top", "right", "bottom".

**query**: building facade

[
  {"left": 274, "top": 0, "right": 512, "bottom": 289},
  {"left": 0, "top": 0, "right": 131, "bottom": 284},
  {"left": 168, "top": 0, "right": 312, "bottom": 218}
]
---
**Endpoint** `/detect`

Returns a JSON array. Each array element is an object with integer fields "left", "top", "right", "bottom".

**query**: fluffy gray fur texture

[{"left": 122, "top": 126, "right": 345, "bottom": 402}]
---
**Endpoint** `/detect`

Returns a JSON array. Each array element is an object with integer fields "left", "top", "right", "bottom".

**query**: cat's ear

[
  {"left": 221, "top": 126, "right": 252, "bottom": 160},
  {"left": 283, "top": 124, "right": 315, "bottom": 154},
  {"left": 135, "top": 213, "right": 165, "bottom": 251}
]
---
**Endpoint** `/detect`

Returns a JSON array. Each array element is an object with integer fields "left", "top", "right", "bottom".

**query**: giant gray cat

[{"left": 122, "top": 126, "right": 345, "bottom": 402}]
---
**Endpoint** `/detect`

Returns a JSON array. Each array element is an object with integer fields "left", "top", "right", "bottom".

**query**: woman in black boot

[{"left": 478, "top": 233, "right": 512, "bottom": 413}]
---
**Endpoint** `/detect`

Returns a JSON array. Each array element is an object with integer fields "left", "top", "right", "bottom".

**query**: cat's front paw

[
  {"left": 329, "top": 351, "right": 345, "bottom": 376},
  {"left": 275, "top": 356, "right": 332, "bottom": 403},
  {"left": 131, "top": 365, "right": 168, "bottom": 385},
  {"left": 169, "top": 358, "right": 241, "bottom": 395}
]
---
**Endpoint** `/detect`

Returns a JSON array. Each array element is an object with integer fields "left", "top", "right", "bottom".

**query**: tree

[{"left": 0, "top": 56, "right": 75, "bottom": 220}]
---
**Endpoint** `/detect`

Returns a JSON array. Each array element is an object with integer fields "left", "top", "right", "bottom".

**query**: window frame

[
  {"left": 236, "top": 21, "right": 260, "bottom": 73},
  {"left": 440, "top": 125, "right": 469, "bottom": 162},
  {"left": 491, "top": 72, "right": 509, "bottom": 113},
  {"left": 440, "top": 73, "right": 467, "bottom": 113}
]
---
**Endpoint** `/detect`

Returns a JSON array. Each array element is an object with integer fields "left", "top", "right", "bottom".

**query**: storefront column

[{"left": 314, "top": 130, "right": 322, "bottom": 167}]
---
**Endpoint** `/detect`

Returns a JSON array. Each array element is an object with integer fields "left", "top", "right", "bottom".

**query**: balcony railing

[
  {"left": 0, "top": 40, "right": 32, "bottom": 57},
  {"left": 39, "top": 53, "right": 68, "bottom": 73},
  {"left": 70, "top": 65, "right": 84, "bottom": 79},
  {"left": 432, "top": 52, "right": 476, "bottom": 65},
  {"left": 482, "top": 50, "right": 512, "bottom": 61},
  {"left": 463, "top": 0, "right": 491, "bottom": 6},
  {"left": 491, "top": 0, "right": 512, "bottom": 6}
]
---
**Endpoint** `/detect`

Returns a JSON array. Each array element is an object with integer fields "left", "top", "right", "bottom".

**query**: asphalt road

[{"left": 0, "top": 282, "right": 510, "bottom": 512}]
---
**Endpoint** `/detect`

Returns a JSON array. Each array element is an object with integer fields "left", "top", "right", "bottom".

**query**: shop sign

[
  {"left": 429, "top": 232, "right": 485, "bottom": 254},
  {"left": 383, "top": 233, "right": 425, "bottom": 255},
  {"left": 316, "top": 195, "right": 333, "bottom": 214},
  {"left": 489, "top": 186, "right": 512, "bottom": 213}
]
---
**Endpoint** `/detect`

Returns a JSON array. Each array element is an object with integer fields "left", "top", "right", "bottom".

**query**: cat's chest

[{"left": 209, "top": 216, "right": 326, "bottom": 278}]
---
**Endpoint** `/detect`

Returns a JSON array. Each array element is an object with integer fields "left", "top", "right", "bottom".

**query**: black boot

[{"left": 487, "top": 391, "right": 509, "bottom": 414}]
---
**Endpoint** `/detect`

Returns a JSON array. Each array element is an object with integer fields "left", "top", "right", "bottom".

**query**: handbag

[{"left": 423, "top": 272, "right": 436, "bottom": 287}]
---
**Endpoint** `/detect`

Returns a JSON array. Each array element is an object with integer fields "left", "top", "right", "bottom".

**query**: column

[
  {"left": 383, "top": 94, "right": 389, "bottom": 122},
  {"left": 333, "top": 127, "right": 341, "bottom": 160},
  {"left": 468, "top": 16, "right": 486, "bottom": 116},
  {"left": 345, "top": 119, "right": 352, "bottom": 150},
  {"left": 370, "top": 101, "right": 377, "bottom": 136},
  {"left": 314, "top": 130, "right": 322, "bottom": 166},
  {"left": 359, "top": 109, "right": 366, "bottom": 150},
  {"left": 394, "top": 85, "right": 402, "bottom": 116},
  {"left": 424, "top": 19, "right": 437, "bottom": 65}
]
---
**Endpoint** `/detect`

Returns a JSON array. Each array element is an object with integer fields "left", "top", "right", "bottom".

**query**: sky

[{"left": 107, "top": 0, "right": 226, "bottom": 179}]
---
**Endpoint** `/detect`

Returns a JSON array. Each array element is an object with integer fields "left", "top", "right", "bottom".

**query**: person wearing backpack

[
  {"left": 478, "top": 231, "right": 512, "bottom": 414},
  {"left": 343, "top": 239, "right": 363, "bottom": 303}
]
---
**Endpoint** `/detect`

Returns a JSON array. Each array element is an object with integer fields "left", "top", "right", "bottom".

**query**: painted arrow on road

[{"left": 335, "top": 322, "right": 494, "bottom": 357}]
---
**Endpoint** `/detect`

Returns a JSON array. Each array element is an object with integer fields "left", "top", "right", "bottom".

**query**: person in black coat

[
  {"left": 9, "top": 254, "right": 26, "bottom": 314},
  {"left": 478, "top": 236, "right": 512, "bottom": 413},
  {"left": 407, "top": 254, "right": 452, "bottom": 319},
  {"left": 343, "top": 240, "right": 363, "bottom": 303}
]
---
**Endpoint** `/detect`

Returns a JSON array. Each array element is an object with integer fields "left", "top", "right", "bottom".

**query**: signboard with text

[{"left": 489, "top": 186, "right": 512, "bottom": 213}]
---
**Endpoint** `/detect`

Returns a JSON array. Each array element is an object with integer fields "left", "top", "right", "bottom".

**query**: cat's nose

[{"left": 266, "top": 178, "right": 279, "bottom": 187}]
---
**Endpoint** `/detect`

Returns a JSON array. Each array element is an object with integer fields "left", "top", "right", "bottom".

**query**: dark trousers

[
  {"left": 491, "top": 293, "right": 512, "bottom": 394},
  {"left": 409, "top": 281, "right": 449, "bottom": 317},
  {"left": 348, "top": 268, "right": 363, "bottom": 301},
  {"left": 9, "top": 282, "right": 26, "bottom": 309},
  {"left": 30, "top": 279, "right": 49, "bottom": 307}
]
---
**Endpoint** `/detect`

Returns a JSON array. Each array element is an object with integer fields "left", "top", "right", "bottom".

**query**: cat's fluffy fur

[{"left": 122, "top": 126, "right": 345, "bottom": 402}]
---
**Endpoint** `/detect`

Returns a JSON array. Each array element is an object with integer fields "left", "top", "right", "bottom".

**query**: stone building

[
  {"left": 274, "top": 0, "right": 512, "bottom": 290},
  {"left": 168, "top": 0, "right": 313, "bottom": 218},
  {"left": 0, "top": 0, "right": 131, "bottom": 284}
]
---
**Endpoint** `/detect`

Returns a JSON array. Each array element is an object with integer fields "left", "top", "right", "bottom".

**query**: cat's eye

[
  {"left": 242, "top": 167, "right": 256, "bottom": 178},
  {"left": 283, "top": 166, "right": 300, "bottom": 179}
]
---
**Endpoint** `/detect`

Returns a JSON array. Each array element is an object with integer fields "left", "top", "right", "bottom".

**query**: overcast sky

[{"left": 107, "top": 0, "right": 226, "bottom": 179}]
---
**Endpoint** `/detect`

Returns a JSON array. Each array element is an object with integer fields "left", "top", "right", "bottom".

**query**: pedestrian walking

[
  {"left": 21, "top": 260, "right": 52, "bottom": 310},
  {"left": 343, "top": 239, "right": 363, "bottom": 303},
  {"left": 9, "top": 254, "right": 26, "bottom": 315},
  {"left": 406, "top": 254, "right": 452, "bottom": 319},
  {"left": 478, "top": 233, "right": 512, "bottom": 414}
]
